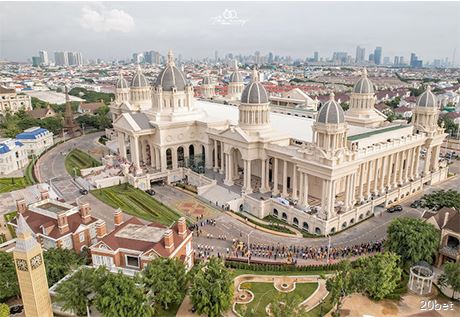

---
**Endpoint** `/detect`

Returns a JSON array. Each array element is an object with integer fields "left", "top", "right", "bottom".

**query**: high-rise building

[
  {"left": 313, "top": 51, "right": 319, "bottom": 62},
  {"left": 32, "top": 56, "right": 41, "bottom": 67},
  {"left": 13, "top": 214, "right": 53, "bottom": 317},
  {"left": 268, "top": 52, "right": 273, "bottom": 64},
  {"left": 383, "top": 56, "right": 390, "bottom": 65},
  {"left": 368, "top": 53, "right": 374, "bottom": 63},
  {"left": 332, "top": 52, "right": 348, "bottom": 64},
  {"left": 355, "top": 46, "right": 365, "bottom": 63},
  {"left": 67, "top": 52, "right": 77, "bottom": 66},
  {"left": 54, "top": 51, "right": 68, "bottom": 66},
  {"left": 410, "top": 53, "right": 423, "bottom": 68},
  {"left": 394, "top": 56, "right": 400, "bottom": 66},
  {"left": 75, "top": 52, "right": 83, "bottom": 66},
  {"left": 254, "top": 51, "right": 261, "bottom": 65},
  {"left": 373, "top": 46, "right": 382, "bottom": 65},
  {"left": 132, "top": 53, "right": 143, "bottom": 64},
  {"left": 214, "top": 50, "right": 219, "bottom": 62},
  {"left": 39, "top": 50, "right": 49, "bottom": 66},
  {"left": 399, "top": 56, "right": 405, "bottom": 65}
]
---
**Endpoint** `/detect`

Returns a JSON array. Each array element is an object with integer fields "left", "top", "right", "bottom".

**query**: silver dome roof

[
  {"left": 241, "top": 70, "right": 268, "bottom": 104},
  {"left": 155, "top": 50, "right": 187, "bottom": 91},
  {"left": 229, "top": 60, "right": 243, "bottom": 83},
  {"left": 116, "top": 73, "right": 129, "bottom": 89},
  {"left": 131, "top": 65, "right": 149, "bottom": 88},
  {"left": 416, "top": 86, "right": 437, "bottom": 108},
  {"left": 353, "top": 68, "right": 374, "bottom": 94},
  {"left": 317, "top": 93, "right": 345, "bottom": 124}
]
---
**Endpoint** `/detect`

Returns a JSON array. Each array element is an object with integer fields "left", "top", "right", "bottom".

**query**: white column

[
  {"left": 404, "top": 149, "right": 411, "bottom": 182},
  {"left": 344, "top": 175, "right": 351, "bottom": 208},
  {"left": 366, "top": 160, "right": 372, "bottom": 199},
  {"left": 172, "top": 147, "right": 178, "bottom": 169},
  {"left": 265, "top": 159, "right": 270, "bottom": 190},
  {"left": 392, "top": 152, "right": 400, "bottom": 186},
  {"left": 350, "top": 172, "right": 357, "bottom": 207},
  {"left": 291, "top": 165, "right": 298, "bottom": 200},
  {"left": 387, "top": 153, "right": 394, "bottom": 188},
  {"left": 373, "top": 158, "right": 380, "bottom": 194},
  {"left": 219, "top": 141, "right": 224, "bottom": 174},
  {"left": 260, "top": 159, "right": 269, "bottom": 193},
  {"left": 130, "top": 136, "right": 140, "bottom": 168},
  {"left": 213, "top": 139, "right": 218, "bottom": 171},
  {"left": 414, "top": 146, "right": 421, "bottom": 178},
  {"left": 149, "top": 143, "right": 155, "bottom": 167},
  {"left": 224, "top": 153, "right": 233, "bottom": 186},
  {"left": 380, "top": 156, "right": 387, "bottom": 193},
  {"left": 298, "top": 171, "right": 304, "bottom": 205},
  {"left": 398, "top": 151, "right": 404, "bottom": 184},
  {"left": 358, "top": 164, "right": 365, "bottom": 201},
  {"left": 117, "top": 132, "right": 127, "bottom": 158},
  {"left": 432, "top": 146, "right": 440, "bottom": 171},
  {"left": 282, "top": 160, "right": 288, "bottom": 197},
  {"left": 424, "top": 147, "right": 432, "bottom": 175},
  {"left": 302, "top": 173, "right": 309, "bottom": 207},
  {"left": 272, "top": 158, "right": 279, "bottom": 195}
]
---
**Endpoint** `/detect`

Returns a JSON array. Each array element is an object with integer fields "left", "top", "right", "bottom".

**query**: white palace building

[{"left": 109, "top": 50, "right": 448, "bottom": 236}]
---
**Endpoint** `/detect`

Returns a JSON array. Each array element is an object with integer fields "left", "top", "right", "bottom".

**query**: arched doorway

[
  {"left": 166, "top": 148, "right": 172, "bottom": 170},
  {"left": 177, "top": 147, "right": 185, "bottom": 167},
  {"left": 188, "top": 144, "right": 195, "bottom": 166}
]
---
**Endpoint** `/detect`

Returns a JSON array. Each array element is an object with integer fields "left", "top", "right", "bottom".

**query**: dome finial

[
  {"left": 426, "top": 85, "right": 431, "bottom": 91},
  {"left": 252, "top": 66, "right": 259, "bottom": 82},
  {"left": 168, "top": 49, "right": 175, "bottom": 66},
  {"left": 329, "top": 92, "right": 335, "bottom": 100},
  {"left": 136, "top": 64, "right": 142, "bottom": 72},
  {"left": 234, "top": 59, "right": 238, "bottom": 71},
  {"left": 362, "top": 68, "right": 368, "bottom": 77}
]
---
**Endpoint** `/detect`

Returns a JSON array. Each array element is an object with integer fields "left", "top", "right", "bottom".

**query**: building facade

[
  {"left": 0, "top": 86, "right": 32, "bottom": 116},
  {"left": 15, "top": 127, "right": 54, "bottom": 156},
  {"left": 10, "top": 191, "right": 105, "bottom": 252},
  {"left": 0, "top": 138, "right": 28, "bottom": 175},
  {"left": 110, "top": 58, "right": 448, "bottom": 236},
  {"left": 90, "top": 210, "right": 193, "bottom": 274}
]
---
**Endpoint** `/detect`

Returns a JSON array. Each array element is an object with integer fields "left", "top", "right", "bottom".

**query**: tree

[
  {"left": 55, "top": 267, "right": 102, "bottom": 316},
  {"left": 44, "top": 248, "right": 85, "bottom": 286},
  {"left": 422, "top": 189, "right": 460, "bottom": 211},
  {"left": 438, "top": 262, "right": 460, "bottom": 299},
  {"left": 142, "top": 258, "right": 187, "bottom": 310},
  {"left": 386, "top": 218, "right": 440, "bottom": 268},
  {"left": 95, "top": 270, "right": 153, "bottom": 317},
  {"left": 352, "top": 253, "right": 402, "bottom": 300},
  {"left": 325, "top": 261, "right": 355, "bottom": 316},
  {"left": 0, "top": 303, "right": 9, "bottom": 317},
  {"left": 190, "top": 257, "right": 234, "bottom": 317},
  {"left": 0, "top": 251, "right": 20, "bottom": 302}
]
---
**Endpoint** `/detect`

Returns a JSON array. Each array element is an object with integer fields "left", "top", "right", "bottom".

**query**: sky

[{"left": 1, "top": 1, "right": 459, "bottom": 63}]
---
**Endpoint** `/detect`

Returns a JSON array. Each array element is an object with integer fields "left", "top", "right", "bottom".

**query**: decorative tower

[
  {"left": 313, "top": 93, "right": 348, "bottom": 156},
  {"left": 201, "top": 73, "right": 216, "bottom": 99},
  {"left": 412, "top": 86, "right": 446, "bottom": 175},
  {"left": 129, "top": 65, "right": 151, "bottom": 111},
  {"left": 62, "top": 86, "right": 79, "bottom": 137},
  {"left": 226, "top": 60, "right": 244, "bottom": 101},
  {"left": 115, "top": 71, "right": 130, "bottom": 104},
  {"left": 152, "top": 49, "right": 194, "bottom": 115},
  {"left": 238, "top": 68, "right": 271, "bottom": 131},
  {"left": 13, "top": 214, "right": 53, "bottom": 317},
  {"left": 345, "top": 68, "right": 385, "bottom": 127}
]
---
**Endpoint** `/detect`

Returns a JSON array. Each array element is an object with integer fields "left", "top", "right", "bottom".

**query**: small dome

[
  {"left": 229, "top": 60, "right": 243, "bottom": 83},
  {"left": 353, "top": 68, "right": 374, "bottom": 94},
  {"left": 317, "top": 93, "right": 345, "bottom": 124},
  {"left": 416, "top": 86, "right": 437, "bottom": 108},
  {"left": 155, "top": 50, "right": 187, "bottom": 91},
  {"left": 116, "top": 73, "right": 129, "bottom": 89},
  {"left": 131, "top": 65, "right": 149, "bottom": 88},
  {"left": 241, "top": 70, "right": 268, "bottom": 104}
]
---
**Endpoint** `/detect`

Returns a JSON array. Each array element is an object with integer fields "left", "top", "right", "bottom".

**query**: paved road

[{"left": 37, "top": 132, "right": 117, "bottom": 229}]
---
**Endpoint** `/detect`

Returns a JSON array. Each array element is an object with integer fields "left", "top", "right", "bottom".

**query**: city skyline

[{"left": 1, "top": 1, "right": 459, "bottom": 64}]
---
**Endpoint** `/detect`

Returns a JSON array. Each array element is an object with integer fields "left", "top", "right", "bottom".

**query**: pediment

[{"left": 218, "top": 126, "right": 250, "bottom": 143}]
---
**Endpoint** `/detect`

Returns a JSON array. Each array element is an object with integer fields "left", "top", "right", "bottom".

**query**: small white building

[
  {"left": 0, "top": 86, "right": 32, "bottom": 116},
  {"left": 15, "top": 127, "right": 54, "bottom": 156},
  {"left": 0, "top": 139, "right": 29, "bottom": 175}
]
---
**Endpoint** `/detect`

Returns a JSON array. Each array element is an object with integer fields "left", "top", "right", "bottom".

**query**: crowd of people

[{"left": 228, "top": 240, "right": 384, "bottom": 262}]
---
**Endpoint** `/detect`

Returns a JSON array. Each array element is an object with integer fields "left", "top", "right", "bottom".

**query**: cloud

[{"left": 79, "top": 6, "right": 134, "bottom": 33}]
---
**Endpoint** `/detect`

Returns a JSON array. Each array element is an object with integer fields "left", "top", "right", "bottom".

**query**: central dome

[
  {"left": 240, "top": 69, "right": 268, "bottom": 104},
  {"left": 131, "top": 65, "right": 149, "bottom": 88},
  {"left": 317, "top": 93, "right": 345, "bottom": 124},
  {"left": 229, "top": 60, "right": 243, "bottom": 83},
  {"left": 353, "top": 68, "right": 374, "bottom": 94},
  {"left": 155, "top": 50, "right": 187, "bottom": 91},
  {"left": 416, "top": 86, "right": 437, "bottom": 108}
]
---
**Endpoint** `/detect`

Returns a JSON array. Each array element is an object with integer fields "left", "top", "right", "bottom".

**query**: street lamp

[
  {"left": 326, "top": 233, "right": 331, "bottom": 265},
  {"left": 247, "top": 230, "right": 255, "bottom": 264}
]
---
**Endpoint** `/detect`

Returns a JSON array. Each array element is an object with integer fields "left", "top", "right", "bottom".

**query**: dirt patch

[{"left": 381, "top": 301, "right": 399, "bottom": 315}]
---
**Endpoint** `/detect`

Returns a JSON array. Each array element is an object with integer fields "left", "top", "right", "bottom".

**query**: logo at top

[{"left": 211, "top": 9, "right": 247, "bottom": 26}]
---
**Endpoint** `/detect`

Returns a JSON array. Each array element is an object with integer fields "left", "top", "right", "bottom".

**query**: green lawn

[
  {"left": 305, "top": 292, "right": 333, "bottom": 317},
  {"left": 231, "top": 269, "right": 332, "bottom": 277},
  {"left": 65, "top": 149, "right": 101, "bottom": 177},
  {"left": 91, "top": 184, "right": 182, "bottom": 225},
  {"left": 236, "top": 212, "right": 296, "bottom": 235},
  {"left": 235, "top": 282, "right": 318, "bottom": 317},
  {"left": 0, "top": 177, "right": 28, "bottom": 193}
]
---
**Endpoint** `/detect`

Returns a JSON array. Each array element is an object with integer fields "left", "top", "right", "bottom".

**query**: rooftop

[
  {"left": 347, "top": 124, "right": 407, "bottom": 141},
  {"left": 115, "top": 223, "right": 167, "bottom": 243}
]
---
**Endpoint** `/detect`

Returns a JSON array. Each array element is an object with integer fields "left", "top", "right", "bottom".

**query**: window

[
  {"left": 125, "top": 255, "right": 140, "bottom": 268},
  {"left": 79, "top": 232, "right": 85, "bottom": 242}
]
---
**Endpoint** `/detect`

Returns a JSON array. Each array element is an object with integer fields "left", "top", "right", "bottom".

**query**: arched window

[
  {"left": 315, "top": 227, "right": 321, "bottom": 235},
  {"left": 303, "top": 222, "right": 309, "bottom": 230},
  {"left": 293, "top": 217, "right": 299, "bottom": 226},
  {"left": 350, "top": 218, "right": 355, "bottom": 225},
  {"left": 359, "top": 214, "right": 364, "bottom": 220},
  {"left": 166, "top": 148, "right": 172, "bottom": 169},
  {"left": 177, "top": 147, "right": 185, "bottom": 167},
  {"left": 330, "top": 227, "right": 336, "bottom": 234},
  {"left": 342, "top": 222, "right": 347, "bottom": 228},
  {"left": 282, "top": 212, "right": 287, "bottom": 220},
  {"left": 273, "top": 209, "right": 278, "bottom": 216}
]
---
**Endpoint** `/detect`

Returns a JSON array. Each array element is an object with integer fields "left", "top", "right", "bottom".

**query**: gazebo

[{"left": 408, "top": 261, "right": 435, "bottom": 295}]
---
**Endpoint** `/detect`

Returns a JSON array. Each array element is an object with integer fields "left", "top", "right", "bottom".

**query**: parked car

[
  {"left": 145, "top": 189, "right": 156, "bottom": 196},
  {"left": 387, "top": 205, "right": 403, "bottom": 213},
  {"left": 410, "top": 200, "right": 422, "bottom": 208},
  {"left": 79, "top": 188, "right": 88, "bottom": 195}
]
